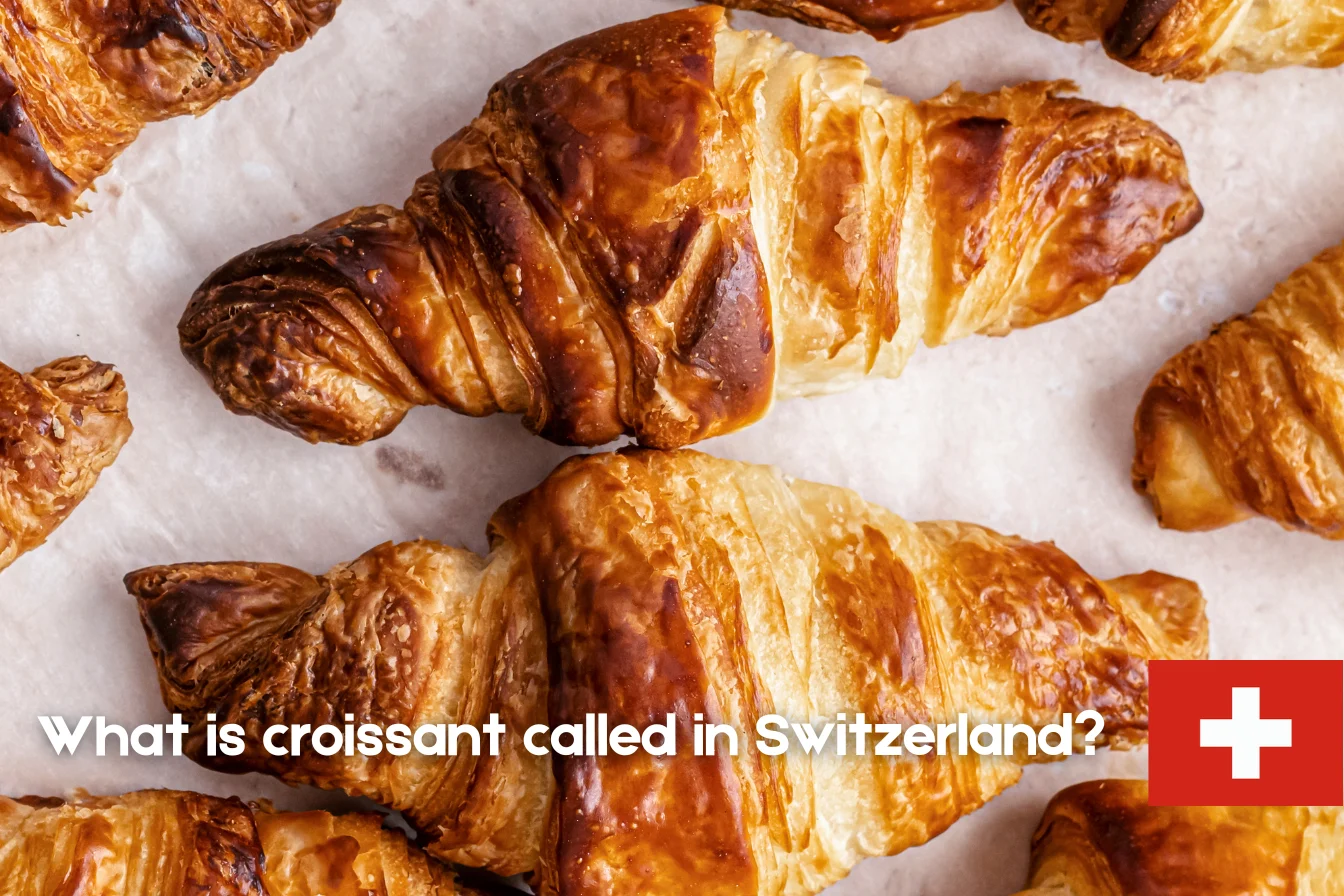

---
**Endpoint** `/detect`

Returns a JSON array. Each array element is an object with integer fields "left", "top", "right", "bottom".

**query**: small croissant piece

[
  {"left": 0, "top": 0, "right": 339, "bottom": 230},
  {"left": 713, "top": 0, "right": 1003, "bottom": 41},
  {"left": 127, "top": 449, "right": 1207, "bottom": 893},
  {"left": 180, "top": 7, "right": 1201, "bottom": 450},
  {"left": 1017, "top": 779, "right": 1343, "bottom": 895},
  {"left": 0, "top": 789, "right": 488, "bottom": 895},
  {"left": 1, "top": 356, "right": 132, "bottom": 573},
  {"left": 1133, "top": 240, "right": 1344, "bottom": 539},
  {"left": 1015, "top": 0, "right": 1344, "bottom": 79}
]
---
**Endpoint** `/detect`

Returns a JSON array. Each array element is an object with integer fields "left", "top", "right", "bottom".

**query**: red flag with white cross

[{"left": 1148, "top": 659, "right": 1344, "bottom": 806}]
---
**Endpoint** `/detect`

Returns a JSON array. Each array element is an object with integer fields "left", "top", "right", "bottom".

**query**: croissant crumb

[
  {"left": 179, "top": 7, "right": 1200, "bottom": 449},
  {"left": 126, "top": 449, "right": 1207, "bottom": 894},
  {"left": 0, "top": 0, "right": 339, "bottom": 229},
  {"left": 1017, "top": 779, "right": 1344, "bottom": 895},
  {"left": 1133, "top": 240, "right": 1344, "bottom": 539},
  {"left": 1, "top": 356, "right": 132, "bottom": 574}
]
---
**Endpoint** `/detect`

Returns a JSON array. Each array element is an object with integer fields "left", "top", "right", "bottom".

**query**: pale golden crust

[
  {"left": 1018, "top": 779, "right": 1344, "bottom": 895},
  {"left": 1133, "top": 240, "right": 1344, "bottom": 539},
  {"left": 715, "top": 0, "right": 1003, "bottom": 41},
  {"left": 0, "top": 0, "right": 338, "bottom": 229},
  {"left": 0, "top": 356, "right": 132, "bottom": 573},
  {"left": 1015, "top": 0, "right": 1344, "bottom": 79},
  {"left": 180, "top": 8, "right": 1199, "bottom": 448},
  {"left": 0, "top": 790, "right": 477, "bottom": 895},
  {"left": 131, "top": 449, "right": 1207, "bottom": 893}
]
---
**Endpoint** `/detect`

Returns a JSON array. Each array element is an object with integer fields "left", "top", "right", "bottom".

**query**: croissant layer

[
  {"left": 1133, "top": 240, "right": 1344, "bottom": 539},
  {"left": 0, "top": 789, "right": 485, "bottom": 895},
  {"left": 128, "top": 449, "right": 1207, "bottom": 894},
  {"left": 180, "top": 7, "right": 1200, "bottom": 449},
  {"left": 1017, "top": 779, "right": 1344, "bottom": 895},
  {"left": 0, "top": 0, "right": 338, "bottom": 229},
  {"left": 1, "top": 356, "right": 132, "bottom": 573},
  {"left": 1015, "top": 0, "right": 1344, "bottom": 78}
]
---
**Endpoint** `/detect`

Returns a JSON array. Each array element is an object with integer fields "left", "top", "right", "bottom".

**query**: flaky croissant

[
  {"left": 0, "top": 789, "right": 489, "bottom": 895},
  {"left": 1017, "top": 779, "right": 1344, "bottom": 895},
  {"left": 713, "top": 0, "right": 1003, "bottom": 40},
  {"left": 180, "top": 6, "right": 1201, "bottom": 450},
  {"left": 0, "top": 0, "right": 338, "bottom": 229},
  {"left": 126, "top": 449, "right": 1208, "bottom": 894},
  {"left": 1015, "top": 0, "right": 1344, "bottom": 79},
  {"left": 1133, "top": 240, "right": 1344, "bottom": 539},
  {"left": 1, "top": 356, "right": 132, "bottom": 574}
]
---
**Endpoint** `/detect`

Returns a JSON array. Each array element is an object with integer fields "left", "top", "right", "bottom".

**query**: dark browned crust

[
  {"left": 716, "top": 0, "right": 1004, "bottom": 40},
  {"left": 1103, "top": 0, "right": 1181, "bottom": 58}
]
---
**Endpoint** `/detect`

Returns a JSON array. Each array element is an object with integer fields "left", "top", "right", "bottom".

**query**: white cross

[{"left": 1199, "top": 687, "right": 1292, "bottom": 779}]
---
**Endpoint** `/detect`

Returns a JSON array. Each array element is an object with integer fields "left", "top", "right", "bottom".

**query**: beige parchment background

[{"left": 2, "top": 1, "right": 1343, "bottom": 892}]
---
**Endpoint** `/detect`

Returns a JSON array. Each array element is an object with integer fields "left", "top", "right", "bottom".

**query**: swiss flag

[{"left": 1149, "top": 660, "right": 1344, "bottom": 806}]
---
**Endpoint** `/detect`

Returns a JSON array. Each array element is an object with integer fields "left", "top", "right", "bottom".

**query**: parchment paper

[{"left": 3, "top": 1, "right": 1343, "bottom": 892}]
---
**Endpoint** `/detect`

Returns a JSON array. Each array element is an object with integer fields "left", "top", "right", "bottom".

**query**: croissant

[
  {"left": 1, "top": 356, "right": 132, "bottom": 574},
  {"left": 1133, "top": 240, "right": 1344, "bottom": 539},
  {"left": 0, "top": 0, "right": 339, "bottom": 230},
  {"left": 1017, "top": 779, "right": 1343, "bottom": 894},
  {"left": 0, "top": 789, "right": 491, "bottom": 895},
  {"left": 712, "top": 0, "right": 1004, "bottom": 40},
  {"left": 126, "top": 449, "right": 1208, "bottom": 894},
  {"left": 1014, "top": 0, "right": 1344, "bottom": 79},
  {"left": 179, "top": 6, "right": 1201, "bottom": 450}
]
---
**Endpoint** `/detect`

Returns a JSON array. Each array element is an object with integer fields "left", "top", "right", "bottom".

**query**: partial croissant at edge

[
  {"left": 0, "top": 789, "right": 495, "bottom": 895},
  {"left": 1014, "top": 0, "right": 1344, "bottom": 79},
  {"left": 1134, "top": 239, "right": 1344, "bottom": 539},
  {"left": 0, "top": 0, "right": 340, "bottom": 229},
  {"left": 125, "top": 449, "right": 1208, "bottom": 895},
  {"left": 1016, "top": 779, "right": 1343, "bottom": 894},
  {"left": 1, "top": 356, "right": 132, "bottom": 574},
  {"left": 712, "top": 0, "right": 1005, "bottom": 41},
  {"left": 180, "top": 6, "right": 1202, "bottom": 450}
]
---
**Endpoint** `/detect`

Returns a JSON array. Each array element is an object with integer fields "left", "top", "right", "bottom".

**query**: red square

[{"left": 1149, "top": 659, "right": 1343, "bottom": 806}]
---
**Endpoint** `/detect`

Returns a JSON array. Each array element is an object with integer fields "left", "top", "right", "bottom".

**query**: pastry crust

[
  {"left": 1015, "top": 0, "right": 1344, "bottom": 79},
  {"left": 0, "top": 356, "right": 132, "bottom": 573},
  {"left": 179, "top": 7, "right": 1201, "bottom": 449},
  {"left": 1133, "top": 240, "right": 1344, "bottom": 539},
  {"left": 0, "top": 0, "right": 339, "bottom": 229},
  {"left": 715, "top": 0, "right": 1003, "bottom": 41},
  {"left": 0, "top": 789, "right": 481, "bottom": 895},
  {"left": 1018, "top": 779, "right": 1344, "bottom": 895},
  {"left": 127, "top": 449, "right": 1208, "bottom": 893}
]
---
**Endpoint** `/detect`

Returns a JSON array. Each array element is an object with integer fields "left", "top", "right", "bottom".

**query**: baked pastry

[
  {"left": 714, "top": 0, "right": 1003, "bottom": 41},
  {"left": 0, "top": 789, "right": 487, "bottom": 895},
  {"left": 1, "top": 356, "right": 132, "bottom": 573},
  {"left": 127, "top": 449, "right": 1208, "bottom": 893},
  {"left": 0, "top": 0, "right": 339, "bottom": 230},
  {"left": 1133, "top": 240, "right": 1344, "bottom": 539},
  {"left": 1018, "top": 779, "right": 1342, "bottom": 894},
  {"left": 179, "top": 6, "right": 1201, "bottom": 450},
  {"left": 1015, "top": 0, "right": 1344, "bottom": 79}
]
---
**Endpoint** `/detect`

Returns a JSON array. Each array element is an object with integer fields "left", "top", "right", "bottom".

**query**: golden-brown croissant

[
  {"left": 713, "top": 0, "right": 1003, "bottom": 40},
  {"left": 1, "top": 356, "right": 132, "bottom": 574},
  {"left": 1133, "top": 240, "right": 1344, "bottom": 539},
  {"left": 179, "top": 6, "right": 1201, "bottom": 450},
  {"left": 0, "top": 789, "right": 490, "bottom": 895},
  {"left": 0, "top": 0, "right": 339, "bottom": 230},
  {"left": 126, "top": 449, "right": 1208, "bottom": 894},
  {"left": 1014, "top": 0, "right": 1344, "bottom": 79},
  {"left": 1017, "top": 779, "right": 1344, "bottom": 895}
]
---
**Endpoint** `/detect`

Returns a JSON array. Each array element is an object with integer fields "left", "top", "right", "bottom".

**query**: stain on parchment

[{"left": 376, "top": 444, "right": 446, "bottom": 491}]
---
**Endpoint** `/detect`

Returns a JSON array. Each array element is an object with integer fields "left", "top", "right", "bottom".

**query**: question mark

[{"left": 1075, "top": 710, "right": 1105, "bottom": 755}]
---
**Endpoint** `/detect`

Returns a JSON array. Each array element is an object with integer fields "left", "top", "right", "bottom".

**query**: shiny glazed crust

[
  {"left": 0, "top": 0, "right": 339, "bottom": 229},
  {"left": 714, "top": 0, "right": 1003, "bottom": 41},
  {"left": 1015, "top": 0, "right": 1344, "bottom": 79},
  {"left": 0, "top": 356, "right": 132, "bottom": 573},
  {"left": 179, "top": 6, "right": 1201, "bottom": 449},
  {"left": 1017, "top": 779, "right": 1344, "bottom": 894},
  {"left": 1133, "top": 240, "right": 1344, "bottom": 539},
  {"left": 0, "top": 790, "right": 477, "bottom": 895},
  {"left": 127, "top": 449, "right": 1208, "bottom": 893}
]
